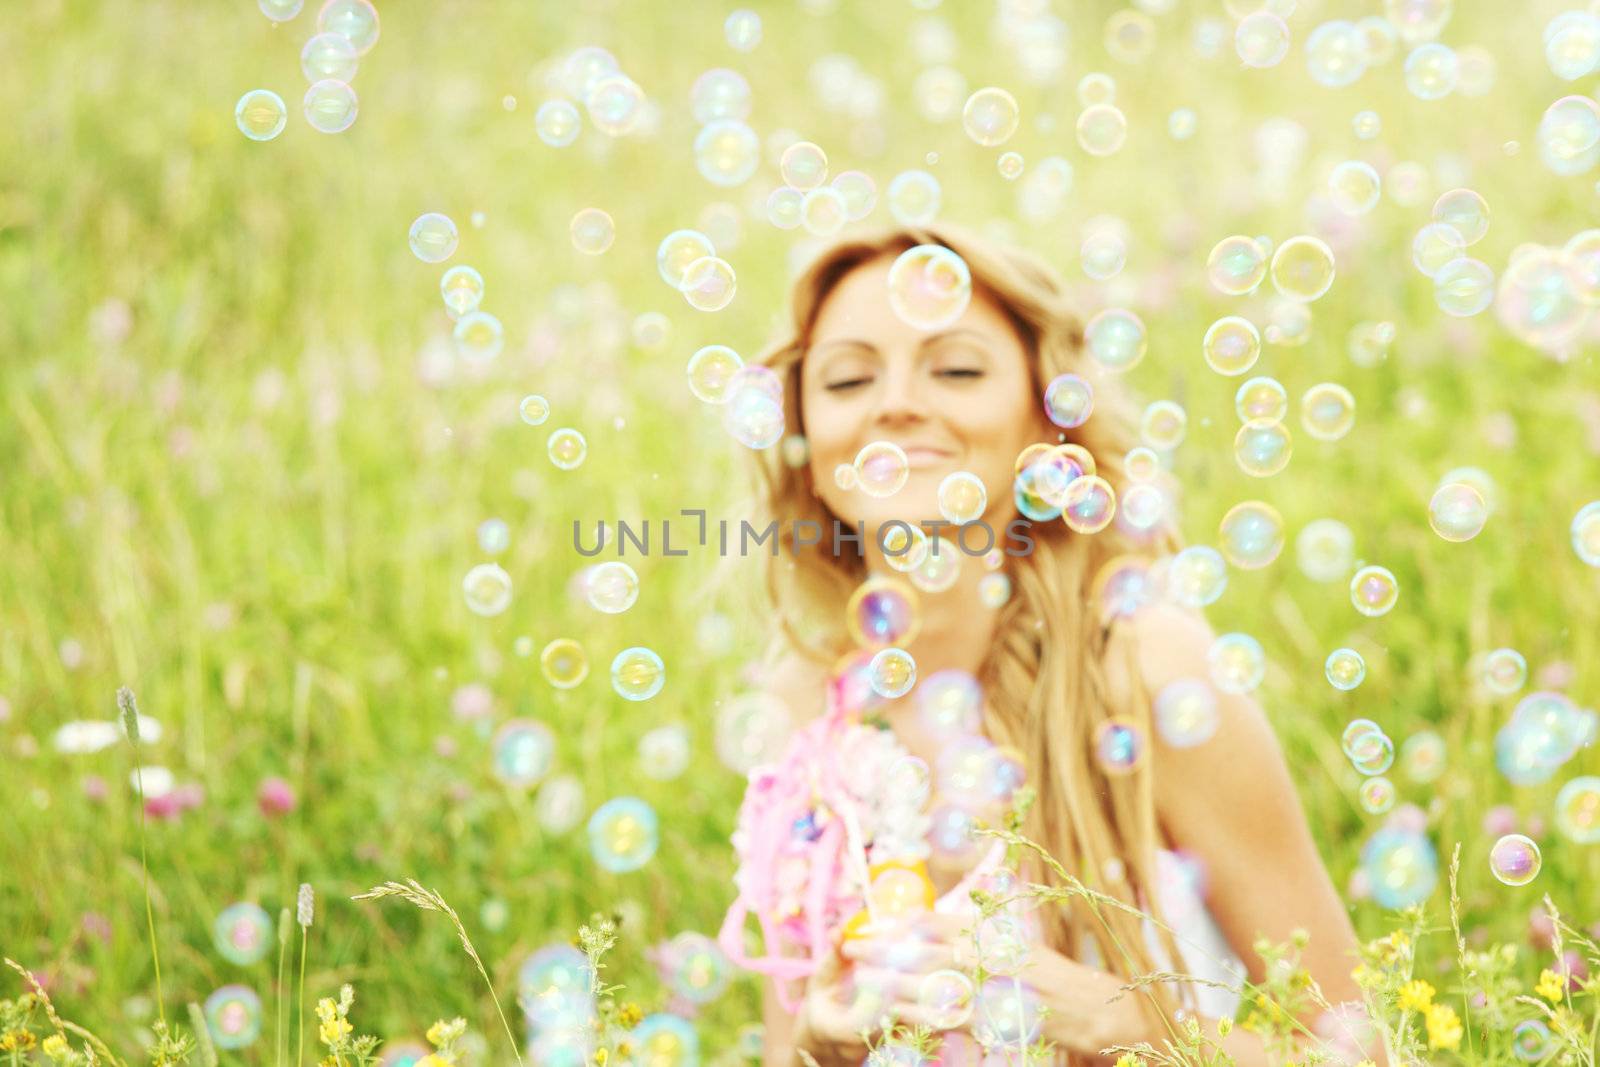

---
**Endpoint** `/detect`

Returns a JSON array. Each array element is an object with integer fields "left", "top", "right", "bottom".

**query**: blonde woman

[{"left": 726, "top": 224, "right": 1371, "bottom": 1067}]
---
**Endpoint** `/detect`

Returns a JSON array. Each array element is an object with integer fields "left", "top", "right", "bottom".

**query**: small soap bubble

[
  {"left": 779, "top": 141, "right": 829, "bottom": 190},
  {"left": 570, "top": 208, "right": 615, "bottom": 255},
  {"left": 1325, "top": 648, "right": 1366, "bottom": 690},
  {"left": 1207, "top": 632, "right": 1266, "bottom": 694},
  {"left": 1488, "top": 833, "right": 1541, "bottom": 886},
  {"left": 462, "top": 563, "right": 512, "bottom": 617},
  {"left": 519, "top": 395, "right": 550, "bottom": 426},
  {"left": 1218, "top": 501, "right": 1284, "bottom": 569},
  {"left": 1428, "top": 482, "right": 1488, "bottom": 541},
  {"left": 1207, "top": 235, "right": 1268, "bottom": 295},
  {"left": 1300, "top": 383, "right": 1356, "bottom": 442},
  {"left": 586, "top": 562, "right": 639, "bottom": 614},
  {"left": 235, "top": 89, "right": 288, "bottom": 141},
  {"left": 1350, "top": 565, "right": 1399, "bottom": 617},
  {"left": 541, "top": 638, "right": 589, "bottom": 689},
  {"left": 547, "top": 427, "right": 588, "bottom": 470},
  {"left": 963, "top": 87, "right": 1021, "bottom": 146},
  {"left": 1076, "top": 105, "right": 1128, "bottom": 156},
  {"left": 588, "top": 797, "right": 659, "bottom": 872},
  {"left": 303, "top": 79, "right": 358, "bottom": 133},
  {"left": 1270, "top": 236, "right": 1336, "bottom": 301},
  {"left": 410, "top": 213, "right": 459, "bottom": 264},
  {"left": 535, "top": 100, "right": 581, "bottom": 147}
]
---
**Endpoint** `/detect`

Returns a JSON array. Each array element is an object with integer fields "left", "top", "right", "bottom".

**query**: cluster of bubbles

[
  {"left": 1495, "top": 688, "right": 1597, "bottom": 789},
  {"left": 655, "top": 228, "right": 737, "bottom": 314},
  {"left": 520, "top": 944, "right": 598, "bottom": 1063},
  {"left": 533, "top": 46, "right": 652, "bottom": 149},
  {"left": 237, "top": 0, "right": 377, "bottom": 140}
]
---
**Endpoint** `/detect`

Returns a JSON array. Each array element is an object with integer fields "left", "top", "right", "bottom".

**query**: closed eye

[
  {"left": 937, "top": 368, "right": 984, "bottom": 379},
  {"left": 825, "top": 377, "right": 873, "bottom": 391}
]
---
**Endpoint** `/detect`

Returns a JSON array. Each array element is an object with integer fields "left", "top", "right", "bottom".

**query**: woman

[{"left": 722, "top": 223, "right": 1371, "bottom": 1067}]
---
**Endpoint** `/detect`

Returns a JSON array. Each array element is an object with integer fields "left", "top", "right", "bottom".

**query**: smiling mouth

[{"left": 902, "top": 447, "right": 954, "bottom": 468}]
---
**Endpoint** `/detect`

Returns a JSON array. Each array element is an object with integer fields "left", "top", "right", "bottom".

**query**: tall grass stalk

[{"left": 117, "top": 687, "right": 165, "bottom": 1028}]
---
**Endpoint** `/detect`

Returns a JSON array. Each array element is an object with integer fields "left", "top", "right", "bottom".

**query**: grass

[{"left": 1, "top": 0, "right": 1598, "bottom": 1064}]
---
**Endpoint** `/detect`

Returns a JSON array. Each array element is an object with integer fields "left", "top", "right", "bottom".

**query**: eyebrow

[{"left": 811, "top": 328, "right": 993, "bottom": 355}]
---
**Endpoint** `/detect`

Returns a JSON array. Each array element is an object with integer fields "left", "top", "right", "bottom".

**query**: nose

[{"left": 871, "top": 358, "right": 928, "bottom": 426}]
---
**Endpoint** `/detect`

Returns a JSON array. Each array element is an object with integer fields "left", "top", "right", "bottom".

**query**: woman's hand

[
  {"left": 792, "top": 938, "right": 897, "bottom": 1065},
  {"left": 842, "top": 912, "right": 1161, "bottom": 1059}
]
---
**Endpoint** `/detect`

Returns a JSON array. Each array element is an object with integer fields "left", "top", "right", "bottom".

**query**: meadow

[{"left": 2, "top": 0, "right": 1599, "bottom": 1065}]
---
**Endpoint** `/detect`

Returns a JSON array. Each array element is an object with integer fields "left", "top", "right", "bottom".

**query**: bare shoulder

[
  {"left": 756, "top": 644, "right": 835, "bottom": 727},
  {"left": 1100, "top": 598, "right": 1220, "bottom": 708}
]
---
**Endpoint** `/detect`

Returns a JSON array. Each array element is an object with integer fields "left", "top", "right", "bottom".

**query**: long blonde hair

[{"left": 737, "top": 222, "right": 1192, "bottom": 1048}]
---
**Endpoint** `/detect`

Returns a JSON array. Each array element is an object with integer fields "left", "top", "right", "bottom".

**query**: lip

[{"left": 902, "top": 447, "right": 955, "bottom": 468}]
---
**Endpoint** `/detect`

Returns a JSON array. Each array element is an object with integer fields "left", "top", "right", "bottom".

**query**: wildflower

[
  {"left": 42, "top": 1034, "right": 70, "bottom": 1060},
  {"left": 318, "top": 1017, "right": 352, "bottom": 1046},
  {"left": 1, "top": 1030, "right": 39, "bottom": 1053},
  {"left": 1353, "top": 1061, "right": 1376, "bottom": 1067},
  {"left": 1398, "top": 980, "right": 1435, "bottom": 1013},
  {"left": 1217, "top": 1016, "right": 1233, "bottom": 1039},
  {"left": 1424, "top": 1003, "right": 1462, "bottom": 1051},
  {"left": 1113, "top": 1055, "right": 1145, "bottom": 1067},
  {"left": 594, "top": 1049, "right": 608, "bottom": 1067},
  {"left": 258, "top": 777, "right": 297, "bottom": 817},
  {"left": 617, "top": 1003, "right": 643, "bottom": 1029},
  {"left": 297, "top": 883, "right": 315, "bottom": 928},
  {"left": 1536, "top": 969, "right": 1566, "bottom": 1003}
]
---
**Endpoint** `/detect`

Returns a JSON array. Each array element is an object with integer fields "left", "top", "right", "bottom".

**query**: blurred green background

[{"left": 2, "top": 0, "right": 1598, "bottom": 1061}]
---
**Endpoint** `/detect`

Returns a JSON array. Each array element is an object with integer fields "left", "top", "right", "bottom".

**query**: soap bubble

[
  {"left": 1434, "top": 258, "right": 1495, "bottom": 316},
  {"left": 1350, "top": 565, "right": 1399, "bottom": 617},
  {"left": 540, "top": 639, "right": 589, "bottom": 689},
  {"left": 1207, "top": 632, "right": 1266, "bottom": 694},
  {"left": 611, "top": 647, "right": 666, "bottom": 701},
  {"left": 1270, "top": 235, "right": 1336, "bottom": 301},
  {"left": 1202, "top": 317, "right": 1261, "bottom": 376},
  {"left": 686, "top": 345, "right": 744, "bottom": 404},
  {"left": 1218, "top": 501, "right": 1285, "bottom": 569},
  {"left": 1358, "top": 776, "right": 1396, "bottom": 814},
  {"left": 1154, "top": 678, "right": 1219, "bottom": 748},
  {"left": 519, "top": 395, "right": 550, "bottom": 426},
  {"left": 1572, "top": 501, "right": 1600, "bottom": 565},
  {"left": 1325, "top": 648, "right": 1367, "bottom": 690},
  {"left": 440, "top": 265, "right": 485, "bottom": 319},
  {"left": 657, "top": 230, "right": 716, "bottom": 289},
  {"left": 1432, "top": 188, "right": 1490, "bottom": 245},
  {"left": 918, "top": 971, "right": 975, "bottom": 1029},
  {"left": 1095, "top": 717, "right": 1146, "bottom": 776},
  {"left": 454, "top": 311, "right": 503, "bottom": 363},
  {"left": 1207, "top": 235, "right": 1268, "bottom": 295},
  {"left": 462, "top": 563, "right": 512, "bottom": 616},
  {"left": 887, "top": 244, "right": 971, "bottom": 330},
  {"left": 1361, "top": 826, "right": 1437, "bottom": 909},
  {"left": 938, "top": 472, "right": 988, "bottom": 524},
  {"left": 869, "top": 648, "right": 917, "bottom": 699},
  {"left": 963, "top": 87, "right": 1020, "bottom": 146},
  {"left": 317, "top": 0, "right": 379, "bottom": 54},
  {"left": 235, "top": 90, "right": 288, "bottom": 141},
  {"left": 586, "top": 562, "right": 639, "bottom": 614},
  {"left": 1306, "top": 19, "right": 1367, "bottom": 87},
  {"left": 1076, "top": 104, "right": 1128, "bottom": 156},
  {"left": 779, "top": 141, "right": 829, "bottom": 189},
  {"left": 303, "top": 79, "right": 358, "bottom": 133},
  {"left": 586, "top": 75, "right": 645, "bottom": 136},
  {"left": 1483, "top": 648, "right": 1528, "bottom": 696},
  {"left": 1300, "top": 383, "right": 1356, "bottom": 442},
  {"left": 588, "top": 797, "right": 659, "bottom": 872},
  {"left": 1554, "top": 777, "right": 1600, "bottom": 844},
  {"left": 694, "top": 120, "right": 760, "bottom": 186},
  {"left": 409, "top": 213, "right": 459, "bottom": 264},
  {"left": 725, "top": 9, "right": 762, "bottom": 51},
  {"left": 535, "top": 100, "right": 581, "bottom": 147},
  {"left": 1404, "top": 42, "right": 1458, "bottom": 99},
  {"left": 1234, "top": 420, "right": 1292, "bottom": 477},
  {"left": 301, "top": 33, "right": 358, "bottom": 82},
  {"left": 570, "top": 208, "right": 615, "bottom": 255},
  {"left": 887, "top": 169, "right": 942, "bottom": 225},
  {"left": 1167, "top": 546, "right": 1227, "bottom": 607},
  {"left": 547, "top": 427, "right": 588, "bottom": 470},
  {"left": 856, "top": 442, "right": 911, "bottom": 498},
  {"left": 681, "top": 257, "right": 737, "bottom": 312},
  {"left": 1044, "top": 374, "right": 1093, "bottom": 429},
  {"left": 1236, "top": 377, "right": 1288, "bottom": 423},
  {"left": 1428, "top": 482, "right": 1488, "bottom": 541},
  {"left": 1235, "top": 12, "right": 1290, "bottom": 67},
  {"left": 1328, "top": 161, "right": 1381, "bottom": 215},
  {"left": 492, "top": 719, "right": 555, "bottom": 789},
  {"left": 1085, "top": 309, "right": 1147, "bottom": 371},
  {"left": 1488, "top": 833, "right": 1541, "bottom": 886}
]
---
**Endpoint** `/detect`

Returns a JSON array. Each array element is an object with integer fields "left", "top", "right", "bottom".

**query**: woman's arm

[{"left": 1106, "top": 601, "right": 1381, "bottom": 1062}]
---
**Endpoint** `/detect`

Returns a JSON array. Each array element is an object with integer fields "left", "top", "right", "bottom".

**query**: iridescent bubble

[
  {"left": 1496, "top": 719, "right": 1565, "bottom": 787},
  {"left": 1350, "top": 565, "right": 1399, "bottom": 617},
  {"left": 1077, "top": 72, "right": 1116, "bottom": 107},
  {"left": 317, "top": 0, "right": 379, "bottom": 54},
  {"left": 725, "top": 9, "right": 762, "bottom": 51},
  {"left": 657, "top": 230, "right": 716, "bottom": 289},
  {"left": 409, "top": 213, "right": 459, "bottom": 264},
  {"left": 1085, "top": 309, "right": 1147, "bottom": 372},
  {"left": 1202, "top": 316, "right": 1261, "bottom": 376},
  {"left": 1076, "top": 105, "right": 1128, "bottom": 156},
  {"left": 1306, "top": 19, "right": 1367, "bottom": 87},
  {"left": 1432, "top": 188, "right": 1489, "bottom": 245},
  {"left": 1404, "top": 42, "right": 1457, "bottom": 98},
  {"left": 1488, "top": 833, "right": 1541, "bottom": 886},
  {"left": 1207, "top": 632, "right": 1266, "bottom": 694},
  {"left": 213, "top": 903, "right": 274, "bottom": 966},
  {"left": 540, "top": 638, "right": 589, "bottom": 689},
  {"left": 204, "top": 986, "right": 263, "bottom": 1050},
  {"left": 662, "top": 932, "right": 728, "bottom": 1004},
  {"left": 235, "top": 89, "right": 288, "bottom": 141},
  {"left": 1300, "top": 383, "right": 1356, "bottom": 442},
  {"left": 1235, "top": 377, "right": 1288, "bottom": 423},
  {"left": 570, "top": 208, "right": 615, "bottom": 255},
  {"left": 855, "top": 442, "right": 911, "bottom": 498},
  {"left": 1409, "top": 227, "right": 1466, "bottom": 285},
  {"left": 1207, "top": 235, "right": 1268, "bottom": 295},
  {"left": 694, "top": 120, "right": 760, "bottom": 187},
  {"left": 716, "top": 692, "right": 793, "bottom": 773},
  {"left": 869, "top": 647, "right": 917, "bottom": 699},
  {"left": 1139, "top": 399, "right": 1190, "bottom": 451},
  {"left": 453, "top": 310, "right": 503, "bottom": 364},
  {"left": 303, "top": 79, "right": 358, "bottom": 133},
  {"left": 611, "top": 647, "right": 665, "bottom": 701},
  {"left": 977, "top": 572, "right": 1011, "bottom": 608},
  {"left": 764, "top": 187, "right": 804, "bottom": 230},
  {"left": 1349, "top": 730, "right": 1395, "bottom": 776},
  {"left": 1341, "top": 718, "right": 1383, "bottom": 759},
  {"left": 477, "top": 518, "right": 510, "bottom": 554},
  {"left": 1043, "top": 374, "right": 1093, "bottom": 429},
  {"left": 1540, "top": 95, "right": 1600, "bottom": 160},
  {"left": 681, "top": 256, "right": 737, "bottom": 312},
  {"left": 1080, "top": 225, "right": 1127, "bottom": 280},
  {"left": 586, "top": 75, "right": 645, "bottom": 136},
  {"left": 1352, "top": 110, "right": 1382, "bottom": 139},
  {"left": 1572, "top": 501, "right": 1600, "bottom": 565},
  {"left": 848, "top": 577, "right": 920, "bottom": 651},
  {"left": 1062, "top": 475, "right": 1117, "bottom": 534},
  {"left": 1235, "top": 12, "right": 1290, "bottom": 68},
  {"left": 1325, "top": 648, "right": 1367, "bottom": 691},
  {"left": 1347, "top": 320, "right": 1396, "bottom": 367},
  {"left": 492, "top": 719, "right": 555, "bottom": 788},
  {"left": 1168, "top": 107, "right": 1197, "bottom": 140},
  {"left": 1358, "top": 776, "right": 1396, "bottom": 814},
  {"left": 1428, "top": 482, "right": 1488, "bottom": 541},
  {"left": 588, "top": 797, "right": 658, "bottom": 872},
  {"left": 831, "top": 171, "right": 878, "bottom": 220},
  {"left": 1361, "top": 826, "right": 1437, "bottom": 908},
  {"left": 1125, "top": 446, "right": 1161, "bottom": 482},
  {"left": 939, "top": 472, "right": 988, "bottom": 524},
  {"left": 301, "top": 33, "right": 358, "bottom": 82},
  {"left": 440, "top": 265, "right": 484, "bottom": 319},
  {"left": 586, "top": 562, "right": 639, "bottom": 614},
  {"left": 974, "top": 913, "right": 1030, "bottom": 975},
  {"left": 259, "top": 0, "right": 303, "bottom": 21},
  {"left": 547, "top": 427, "right": 587, "bottom": 470},
  {"left": 519, "top": 394, "right": 550, "bottom": 425},
  {"left": 1495, "top": 248, "right": 1589, "bottom": 351},
  {"left": 1234, "top": 420, "right": 1291, "bottom": 477},
  {"left": 1095, "top": 717, "right": 1146, "bottom": 776},
  {"left": 462, "top": 563, "right": 512, "bottom": 616},
  {"left": 973, "top": 979, "right": 1043, "bottom": 1047},
  {"left": 1154, "top": 678, "right": 1219, "bottom": 748},
  {"left": 1328, "top": 161, "right": 1381, "bottom": 215},
  {"left": 1513, "top": 1021, "right": 1553, "bottom": 1064},
  {"left": 913, "top": 66, "right": 968, "bottom": 123},
  {"left": 887, "top": 169, "right": 942, "bottom": 225},
  {"left": 1554, "top": 776, "right": 1600, "bottom": 844},
  {"left": 1266, "top": 298, "right": 1312, "bottom": 347},
  {"left": 887, "top": 244, "right": 971, "bottom": 330},
  {"left": 686, "top": 345, "right": 743, "bottom": 404},
  {"left": 1218, "top": 501, "right": 1285, "bottom": 569},
  {"left": 801, "top": 186, "right": 849, "bottom": 237},
  {"left": 722, "top": 382, "right": 784, "bottom": 450},
  {"left": 1270, "top": 235, "right": 1336, "bottom": 301},
  {"left": 962, "top": 87, "right": 1021, "bottom": 147},
  {"left": 1479, "top": 648, "right": 1527, "bottom": 697},
  {"left": 998, "top": 152, "right": 1026, "bottom": 180},
  {"left": 1434, "top": 258, "right": 1494, "bottom": 316},
  {"left": 918, "top": 971, "right": 974, "bottom": 1029},
  {"left": 1545, "top": 10, "right": 1600, "bottom": 80},
  {"left": 690, "top": 68, "right": 750, "bottom": 125},
  {"left": 1400, "top": 730, "right": 1447, "bottom": 783},
  {"left": 1167, "top": 546, "right": 1227, "bottom": 607},
  {"left": 779, "top": 141, "right": 828, "bottom": 190},
  {"left": 535, "top": 100, "right": 581, "bottom": 147}
]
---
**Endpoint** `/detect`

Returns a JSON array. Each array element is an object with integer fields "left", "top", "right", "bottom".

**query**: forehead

[{"left": 807, "top": 250, "right": 1023, "bottom": 347}]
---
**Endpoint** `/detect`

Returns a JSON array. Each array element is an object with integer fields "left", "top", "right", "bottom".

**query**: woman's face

[{"left": 799, "top": 251, "right": 1055, "bottom": 537}]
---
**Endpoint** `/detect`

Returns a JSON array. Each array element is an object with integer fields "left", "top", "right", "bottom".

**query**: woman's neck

[{"left": 861, "top": 535, "right": 1004, "bottom": 682}]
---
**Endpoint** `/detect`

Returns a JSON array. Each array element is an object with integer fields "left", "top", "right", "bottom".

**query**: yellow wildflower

[
  {"left": 1114, "top": 1056, "right": 1145, "bottom": 1067},
  {"left": 1398, "top": 979, "right": 1435, "bottom": 1013},
  {"left": 318, "top": 1017, "right": 352, "bottom": 1046},
  {"left": 1536, "top": 969, "right": 1566, "bottom": 1003},
  {"left": 315, "top": 998, "right": 339, "bottom": 1025},
  {"left": 594, "top": 1049, "right": 608, "bottom": 1067},
  {"left": 1425, "top": 1003, "right": 1462, "bottom": 1051},
  {"left": 1, "top": 1030, "right": 39, "bottom": 1053},
  {"left": 42, "top": 1034, "right": 70, "bottom": 1060},
  {"left": 617, "top": 1002, "right": 643, "bottom": 1029},
  {"left": 1354, "top": 1061, "right": 1377, "bottom": 1067},
  {"left": 415, "top": 1055, "right": 453, "bottom": 1067}
]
